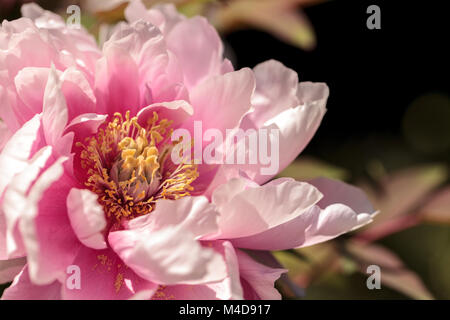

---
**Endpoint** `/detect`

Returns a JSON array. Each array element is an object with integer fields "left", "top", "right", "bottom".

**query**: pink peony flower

[{"left": 0, "top": 1, "right": 375, "bottom": 300}]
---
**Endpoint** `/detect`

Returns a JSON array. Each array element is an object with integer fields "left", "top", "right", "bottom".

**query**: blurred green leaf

[
  {"left": 420, "top": 187, "right": 450, "bottom": 224},
  {"left": 381, "top": 224, "right": 450, "bottom": 299},
  {"left": 213, "top": 0, "right": 320, "bottom": 50},
  {"left": 402, "top": 93, "right": 450, "bottom": 154},
  {"left": 277, "top": 156, "right": 350, "bottom": 181},
  {"left": 346, "top": 241, "right": 434, "bottom": 300},
  {"left": 358, "top": 164, "right": 448, "bottom": 227}
]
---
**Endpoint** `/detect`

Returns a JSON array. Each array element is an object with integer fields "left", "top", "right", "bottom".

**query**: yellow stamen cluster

[{"left": 77, "top": 111, "right": 198, "bottom": 221}]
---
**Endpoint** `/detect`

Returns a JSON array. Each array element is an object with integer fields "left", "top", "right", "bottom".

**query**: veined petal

[
  {"left": 210, "top": 178, "right": 322, "bottom": 240},
  {"left": 67, "top": 188, "right": 107, "bottom": 250},
  {"left": 136, "top": 100, "right": 193, "bottom": 129},
  {"left": 231, "top": 178, "right": 375, "bottom": 250},
  {"left": 109, "top": 224, "right": 227, "bottom": 286}
]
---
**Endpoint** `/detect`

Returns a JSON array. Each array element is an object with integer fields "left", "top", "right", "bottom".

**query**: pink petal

[
  {"left": 0, "top": 257, "right": 26, "bottom": 284},
  {"left": 67, "top": 188, "right": 107, "bottom": 250},
  {"left": 183, "top": 69, "right": 255, "bottom": 192},
  {"left": 236, "top": 250, "right": 286, "bottom": 300},
  {"left": 20, "top": 157, "right": 81, "bottom": 285},
  {"left": 266, "top": 82, "right": 328, "bottom": 175},
  {"left": 65, "top": 113, "right": 107, "bottom": 143},
  {"left": 20, "top": 3, "right": 101, "bottom": 78},
  {"left": 60, "top": 68, "right": 97, "bottom": 121},
  {"left": 166, "top": 16, "right": 224, "bottom": 89},
  {"left": 136, "top": 100, "right": 193, "bottom": 129},
  {"left": 221, "top": 59, "right": 234, "bottom": 74},
  {"left": 201, "top": 163, "right": 257, "bottom": 199},
  {"left": 0, "top": 86, "right": 21, "bottom": 133},
  {"left": 0, "top": 19, "right": 57, "bottom": 81},
  {"left": 189, "top": 68, "right": 255, "bottom": 136},
  {"left": 308, "top": 177, "right": 375, "bottom": 214},
  {"left": 211, "top": 177, "right": 257, "bottom": 209},
  {"left": 153, "top": 241, "right": 243, "bottom": 300},
  {"left": 1, "top": 265, "right": 61, "bottom": 300},
  {"left": 125, "top": 2, "right": 185, "bottom": 36},
  {"left": 61, "top": 247, "right": 157, "bottom": 300},
  {"left": 230, "top": 206, "right": 321, "bottom": 251},
  {"left": 95, "top": 44, "right": 140, "bottom": 116},
  {"left": 151, "top": 284, "right": 218, "bottom": 300},
  {"left": 96, "top": 21, "right": 169, "bottom": 116},
  {"left": 65, "top": 113, "right": 107, "bottom": 182},
  {"left": 0, "top": 114, "right": 43, "bottom": 196},
  {"left": 205, "top": 241, "right": 243, "bottom": 300},
  {"left": 3, "top": 146, "right": 53, "bottom": 258},
  {"left": 42, "top": 67, "right": 70, "bottom": 152},
  {"left": 14, "top": 67, "right": 49, "bottom": 120},
  {"left": 240, "top": 81, "right": 329, "bottom": 184},
  {"left": 210, "top": 178, "right": 322, "bottom": 239},
  {"left": 21, "top": 3, "right": 65, "bottom": 29},
  {"left": 128, "top": 197, "right": 219, "bottom": 240},
  {"left": 1, "top": 5, "right": 100, "bottom": 127},
  {"left": 0, "top": 121, "right": 12, "bottom": 152},
  {"left": 14, "top": 67, "right": 96, "bottom": 125},
  {"left": 248, "top": 60, "right": 300, "bottom": 128},
  {"left": 109, "top": 224, "right": 227, "bottom": 285},
  {"left": 0, "top": 208, "right": 7, "bottom": 259},
  {"left": 231, "top": 179, "right": 374, "bottom": 250}
]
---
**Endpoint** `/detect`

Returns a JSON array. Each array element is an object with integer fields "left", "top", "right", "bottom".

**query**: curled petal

[
  {"left": 236, "top": 250, "right": 286, "bottom": 300},
  {"left": 210, "top": 178, "right": 322, "bottom": 240},
  {"left": 15, "top": 67, "right": 96, "bottom": 129},
  {"left": 20, "top": 157, "right": 80, "bottom": 285},
  {"left": 137, "top": 100, "right": 193, "bottom": 129},
  {"left": 109, "top": 225, "right": 227, "bottom": 286},
  {"left": 67, "top": 189, "right": 107, "bottom": 250},
  {"left": 243, "top": 81, "right": 328, "bottom": 184},
  {"left": 249, "top": 60, "right": 300, "bottom": 128},
  {"left": 231, "top": 178, "right": 375, "bottom": 250},
  {"left": 0, "top": 114, "right": 42, "bottom": 196},
  {"left": 3, "top": 146, "right": 53, "bottom": 258},
  {"left": 128, "top": 196, "right": 219, "bottom": 240}
]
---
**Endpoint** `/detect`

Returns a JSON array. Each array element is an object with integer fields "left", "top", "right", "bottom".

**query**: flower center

[{"left": 77, "top": 111, "right": 198, "bottom": 222}]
